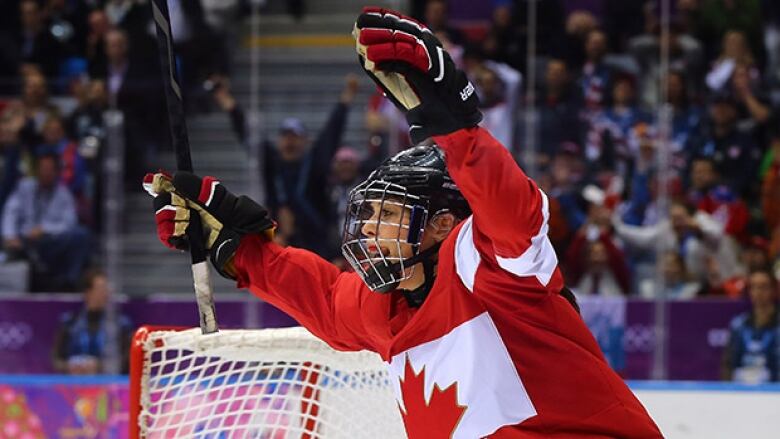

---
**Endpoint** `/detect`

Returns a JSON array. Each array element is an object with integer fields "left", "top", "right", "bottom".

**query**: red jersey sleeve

[
  {"left": 432, "top": 127, "right": 544, "bottom": 258},
  {"left": 231, "top": 235, "right": 369, "bottom": 351}
]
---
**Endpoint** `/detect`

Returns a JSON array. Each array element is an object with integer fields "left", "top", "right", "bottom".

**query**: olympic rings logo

[
  {"left": 623, "top": 324, "right": 656, "bottom": 352},
  {"left": 0, "top": 322, "right": 33, "bottom": 350}
]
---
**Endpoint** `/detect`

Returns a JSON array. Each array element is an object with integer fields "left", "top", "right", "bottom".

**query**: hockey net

[{"left": 130, "top": 326, "right": 406, "bottom": 438}]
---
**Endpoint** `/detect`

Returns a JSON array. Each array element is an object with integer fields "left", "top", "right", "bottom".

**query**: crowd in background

[
  {"left": 0, "top": 0, "right": 240, "bottom": 291},
  {"left": 0, "top": 0, "right": 779, "bottom": 380},
  {"left": 397, "top": 0, "right": 780, "bottom": 305},
  {"left": 239, "top": 0, "right": 780, "bottom": 305},
  {"left": 5, "top": 0, "right": 776, "bottom": 298}
]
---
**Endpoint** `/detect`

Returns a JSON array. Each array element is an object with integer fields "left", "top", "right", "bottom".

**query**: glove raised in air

[
  {"left": 354, "top": 6, "right": 482, "bottom": 143},
  {"left": 144, "top": 172, "right": 274, "bottom": 280}
]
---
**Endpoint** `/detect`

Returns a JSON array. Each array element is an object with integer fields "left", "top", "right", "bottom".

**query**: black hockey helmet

[{"left": 341, "top": 144, "right": 471, "bottom": 293}]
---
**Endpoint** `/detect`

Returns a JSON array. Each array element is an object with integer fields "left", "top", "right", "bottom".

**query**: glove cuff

[
  {"left": 209, "top": 228, "right": 242, "bottom": 280},
  {"left": 406, "top": 107, "right": 483, "bottom": 144}
]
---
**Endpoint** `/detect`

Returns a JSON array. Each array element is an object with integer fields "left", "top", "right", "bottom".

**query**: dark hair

[
  {"left": 547, "top": 57, "right": 569, "bottom": 71},
  {"left": 748, "top": 268, "right": 777, "bottom": 286},
  {"left": 612, "top": 71, "right": 637, "bottom": 89},
  {"left": 668, "top": 68, "right": 687, "bottom": 82},
  {"left": 691, "top": 155, "right": 718, "bottom": 170},
  {"left": 670, "top": 199, "right": 697, "bottom": 216},
  {"left": 35, "top": 152, "right": 61, "bottom": 170},
  {"left": 81, "top": 268, "right": 106, "bottom": 292}
]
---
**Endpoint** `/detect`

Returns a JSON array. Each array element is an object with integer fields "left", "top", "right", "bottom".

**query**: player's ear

[{"left": 428, "top": 213, "right": 456, "bottom": 241}]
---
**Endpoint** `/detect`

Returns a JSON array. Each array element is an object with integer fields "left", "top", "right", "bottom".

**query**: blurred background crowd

[
  {"left": 0, "top": 0, "right": 238, "bottom": 292},
  {"left": 0, "top": 0, "right": 778, "bottom": 383}
]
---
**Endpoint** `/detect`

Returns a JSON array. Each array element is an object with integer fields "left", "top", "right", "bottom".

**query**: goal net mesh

[{"left": 133, "top": 327, "right": 406, "bottom": 438}]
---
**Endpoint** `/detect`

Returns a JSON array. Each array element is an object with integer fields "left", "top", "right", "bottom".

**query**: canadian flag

[{"left": 387, "top": 313, "right": 537, "bottom": 438}]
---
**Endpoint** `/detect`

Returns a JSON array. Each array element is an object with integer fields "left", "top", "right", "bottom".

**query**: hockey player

[{"left": 145, "top": 7, "right": 662, "bottom": 438}]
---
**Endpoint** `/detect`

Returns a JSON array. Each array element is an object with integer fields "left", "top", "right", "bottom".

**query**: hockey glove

[
  {"left": 354, "top": 7, "right": 482, "bottom": 143},
  {"left": 144, "top": 172, "right": 274, "bottom": 280}
]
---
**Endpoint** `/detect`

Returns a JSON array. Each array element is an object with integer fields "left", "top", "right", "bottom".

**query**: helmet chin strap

[
  {"left": 397, "top": 241, "right": 444, "bottom": 307},
  {"left": 402, "top": 249, "right": 439, "bottom": 308}
]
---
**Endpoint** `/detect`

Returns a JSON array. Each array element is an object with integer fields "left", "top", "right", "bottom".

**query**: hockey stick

[{"left": 151, "top": 0, "right": 218, "bottom": 334}]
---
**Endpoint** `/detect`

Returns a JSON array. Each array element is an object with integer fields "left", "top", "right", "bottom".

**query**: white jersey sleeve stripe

[
  {"left": 454, "top": 216, "right": 480, "bottom": 292},
  {"left": 495, "top": 189, "right": 558, "bottom": 286}
]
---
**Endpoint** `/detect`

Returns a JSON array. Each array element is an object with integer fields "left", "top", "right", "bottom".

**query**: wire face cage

[{"left": 341, "top": 179, "right": 428, "bottom": 292}]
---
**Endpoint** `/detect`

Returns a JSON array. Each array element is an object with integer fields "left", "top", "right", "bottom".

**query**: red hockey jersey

[{"left": 232, "top": 127, "right": 663, "bottom": 438}]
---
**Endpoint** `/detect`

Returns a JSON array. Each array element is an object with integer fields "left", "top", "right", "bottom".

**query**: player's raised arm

[
  {"left": 143, "top": 172, "right": 367, "bottom": 351},
  {"left": 354, "top": 8, "right": 545, "bottom": 255}
]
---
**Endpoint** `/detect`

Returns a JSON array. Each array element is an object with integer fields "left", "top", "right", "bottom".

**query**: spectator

[
  {"left": 52, "top": 269, "right": 133, "bottom": 374},
  {"left": 97, "top": 28, "right": 164, "bottom": 185},
  {"left": 266, "top": 115, "right": 341, "bottom": 253},
  {"left": 613, "top": 200, "right": 742, "bottom": 283},
  {"left": 578, "top": 29, "right": 612, "bottom": 111},
  {"left": 471, "top": 60, "right": 521, "bottom": 151},
  {"left": 565, "top": 201, "right": 632, "bottom": 296},
  {"left": 687, "top": 157, "right": 750, "bottom": 239},
  {"left": 722, "top": 268, "right": 779, "bottom": 383},
  {"left": 742, "top": 237, "right": 773, "bottom": 273},
  {"left": 542, "top": 142, "right": 588, "bottom": 249},
  {"left": 12, "top": 0, "right": 65, "bottom": 79},
  {"left": 37, "top": 114, "right": 87, "bottom": 199},
  {"left": 666, "top": 70, "right": 703, "bottom": 168},
  {"left": 67, "top": 79, "right": 108, "bottom": 157},
  {"left": 585, "top": 73, "right": 649, "bottom": 174},
  {"left": 720, "top": 237, "right": 775, "bottom": 298},
  {"left": 681, "top": 0, "right": 763, "bottom": 65},
  {"left": 534, "top": 59, "right": 584, "bottom": 161},
  {"left": 629, "top": 22, "right": 704, "bottom": 108},
  {"left": 706, "top": 30, "right": 758, "bottom": 92},
  {"left": 1, "top": 153, "right": 91, "bottom": 291},
  {"left": 661, "top": 251, "right": 701, "bottom": 299},
  {"left": 218, "top": 74, "right": 359, "bottom": 256},
  {"left": 0, "top": 103, "right": 27, "bottom": 209},
  {"left": 85, "top": 9, "right": 111, "bottom": 79},
  {"left": 558, "top": 10, "right": 599, "bottom": 71},
  {"left": 698, "top": 254, "right": 729, "bottom": 297},
  {"left": 67, "top": 79, "right": 107, "bottom": 230},
  {"left": 422, "top": 0, "right": 466, "bottom": 46},
  {"left": 20, "top": 70, "right": 59, "bottom": 132},
  {"left": 618, "top": 131, "right": 659, "bottom": 227},
  {"left": 729, "top": 64, "right": 772, "bottom": 129},
  {"left": 481, "top": 3, "right": 521, "bottom": 69},
  {"left": 328, "top": 146, "right": 364, "bottom": 265},
  {"left": 639, "top": 251, "right": 701, "bottom": 299},
  {"left": 689, "top": 92, "right": 762, "bottom": 198}
]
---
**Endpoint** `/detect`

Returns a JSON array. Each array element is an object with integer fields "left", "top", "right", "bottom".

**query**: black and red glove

[
  {"left": 144, "top": 172, "right": 274, "bottom": 279},
  {"left": 354, "top": 7, "right": 481, "bottom": 143}
]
